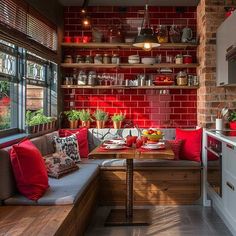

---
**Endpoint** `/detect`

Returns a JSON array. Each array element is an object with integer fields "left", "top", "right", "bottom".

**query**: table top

[{"left": 88, "top": 145, "right": 175, "bottom": 160}]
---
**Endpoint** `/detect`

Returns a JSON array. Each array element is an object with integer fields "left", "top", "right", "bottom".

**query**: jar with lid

[
  {"left": 85, "top": 55, "right": 93, "bottom": 64},
  {"left": 156, "top": 25, "right": 168, "bottom": 43},
  {"left": 111, "top": 54, "right": 120, "bottom": 64},
  {"left": 183, "top": 55, "right": 193, "bottom": 64},
  {"left": 64, "top": 76, "right": 73, "bottom": 85},
  {"left": 169, "top": 25, "right": 181, "bottom": 43},
  {"left": 77, "top": 70, "right": 87, "bottom": 85},
  {"left": 64, "top": 55, "right": 72, "bottom": 63},
  {"left": 176, "top": 71, "right": 188, "bottom": 86},
  {"left": 175, "top": 54, "right": 183, "bottom": 64},
  {"left": 94, "top": 54, "right": 103, "bottom": 64},
  {"left": 87, "top": 71, "right": 97, "bottom": 86},
  {"left": 75, "top": 55, "right": 84, "bottom": 63},
  {"left": 103, "top": 54, "right": 111, "bottom": 64}
]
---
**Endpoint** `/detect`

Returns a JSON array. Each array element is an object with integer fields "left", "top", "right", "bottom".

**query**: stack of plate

[
  {"left": 141, "top": 142, "right": 165, "bottom": 150},
  {"left": 128, "top": 55, "right": 140, "bottom": 64}
]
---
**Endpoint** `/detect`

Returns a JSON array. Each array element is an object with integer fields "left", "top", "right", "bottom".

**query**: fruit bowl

[{"left": 142, "top": 129, "right": 164, "bottom": 142}]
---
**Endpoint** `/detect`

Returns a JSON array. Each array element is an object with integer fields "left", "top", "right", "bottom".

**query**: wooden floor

[{"left": 85, "top": 206, "right": 232, "bottom": 236}]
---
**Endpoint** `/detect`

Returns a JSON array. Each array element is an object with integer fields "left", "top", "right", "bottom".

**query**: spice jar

[
  {"left": 94, "top": 54, "right": 103, "bottom": 64},
  {"left": 175, "top": 54, "right": 183, "bottom": 64},
  {"left": 176, "top": 71, "right": 188, "bottom": 86},
  {"left": 64, "top": 55, "right": 72, "bottom": 63},
  {"left": 103, "top": 54, "right": 111, "bottom": 64},
  {"left": 64, "top": 77, "right": 73, "bottom": 85},
  {"left": 111, "top": 54, "right": 120, "bottom": 64},
  {"left": 169, "top": 25, "right": 181, "bottom": 43},
  {"left": 183, "top": 55, "right": 193, "bottom": 64},
  {"left": 156, "top": 25, "right": 168, "bottom": 43},
  {"left": 85, "top": 55, "right": 93, "bottom": 64},
  {"left": 75, "top": 55, "right": 84, "bottom": 63}
]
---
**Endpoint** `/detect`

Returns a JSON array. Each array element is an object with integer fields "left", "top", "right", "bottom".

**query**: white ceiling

[{"left": 58, "top": 0, "right": 199, "bottom": 6}]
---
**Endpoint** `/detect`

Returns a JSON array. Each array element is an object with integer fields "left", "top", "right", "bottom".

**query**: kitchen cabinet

[{"left": 216, "top": 11, "right": 236, "bottom": 86}]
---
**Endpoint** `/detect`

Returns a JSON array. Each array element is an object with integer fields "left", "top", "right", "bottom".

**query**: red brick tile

[
  {"left": 131, "top": 95, "right": 145, "bottom": 101},
  {"left": 174, "top": 95, "right": 188, "bottom": 101}
]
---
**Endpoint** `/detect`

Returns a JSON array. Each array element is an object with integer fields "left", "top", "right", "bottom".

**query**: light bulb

[{"left": 143, "top": 42, "right": 152, "bottom": 51}]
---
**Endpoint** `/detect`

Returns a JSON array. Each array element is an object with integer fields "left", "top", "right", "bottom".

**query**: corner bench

[{"left": 0, "top": 128, "right": 203, "bottom": 235}]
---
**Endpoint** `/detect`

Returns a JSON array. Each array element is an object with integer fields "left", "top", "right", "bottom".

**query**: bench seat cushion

[
  {"left": 4, "top": 164, "right": 99, "bottom": 206},
  {"left": 100, "top": 159, "right": 202, "bottom": 168}
]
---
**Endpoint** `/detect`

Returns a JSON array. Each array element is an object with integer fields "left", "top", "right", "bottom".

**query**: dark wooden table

[{"left": 89, "top": 144, "right": 175, "bottom": 226}]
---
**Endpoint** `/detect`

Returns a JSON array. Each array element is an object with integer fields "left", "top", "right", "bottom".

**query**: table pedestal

[{"left": 105, "top": 159, "right": 150, "bottom": 226}]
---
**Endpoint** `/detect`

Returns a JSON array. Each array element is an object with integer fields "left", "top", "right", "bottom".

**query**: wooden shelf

[
  {"left": 61, "top": 42, "right": 198, "bottom": 49},
  {"left": 61, "top": 85, "right": 199, "bottom": 89},
  {"left": 61, "top": 63, "right": 199, "bottom": 69}
]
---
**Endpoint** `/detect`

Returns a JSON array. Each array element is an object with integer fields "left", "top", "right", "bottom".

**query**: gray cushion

[
  {"left": 0, "top": 150, "right": 16, "bottom": 201},
  {"left": 100, "top": 159, "right": 201, "bottom": 167},
  {"left": 45, "top": 131, "right": 58, "bottom": 155},
  {"left": 31, "top": 136, "right": 48, "bottom": 156},
  {"left": 4, "top": 164, "right": 99, "bottom": 206}
]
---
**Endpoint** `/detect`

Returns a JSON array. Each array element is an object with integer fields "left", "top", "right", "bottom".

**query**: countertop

[{"left": 206, "top": 130, "right": 236, "bottom": 146}]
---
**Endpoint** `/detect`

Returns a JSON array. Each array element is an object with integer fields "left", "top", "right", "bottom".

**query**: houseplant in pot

[
  {"left": 79, "top": 109, "right": 93, "bottom": 128},
  {"left": 64, "top": 110, "right": 80, "bottom": 129},
  {"left": 111, "top": 112, "right": 125, "bottom": 129},
  {"left": 228, "top": 110, "right": 236, "bottom": 130},
  {"left": 93, "top": 109, "right": 108, "bottom": 129}
]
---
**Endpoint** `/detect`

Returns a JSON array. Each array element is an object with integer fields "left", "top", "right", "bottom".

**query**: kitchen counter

[{"left": 206, "top": 130, "right": 236, "bottom": 146}]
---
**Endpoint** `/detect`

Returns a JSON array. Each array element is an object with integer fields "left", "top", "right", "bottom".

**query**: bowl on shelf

[
  {"left": 141, "top": 57, "right": 156, "bottom": 65},
  {"left": 128, "top": 55, "right": 140, "bottom": 64}
]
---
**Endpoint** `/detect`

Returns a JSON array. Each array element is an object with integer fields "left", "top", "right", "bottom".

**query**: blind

[{"left": 0, "top": 0, "right": 57, "bottom": 52}]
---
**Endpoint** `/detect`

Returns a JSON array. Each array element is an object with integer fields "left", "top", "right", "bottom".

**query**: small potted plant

[
  {"left": 93, "top": 109, "right": 108, "bottom": 129},
  {"left": 228, "top": 110, "right": 236, "bottom": 130},
  {"left": 111, "top": 112, "right": 125, "bottom": 129},
  {"left": 79, "top": 109, "right": 93, "bottom": 128},
  {"left": 64, "top": 110, "right": 80, "bottom": 129}
]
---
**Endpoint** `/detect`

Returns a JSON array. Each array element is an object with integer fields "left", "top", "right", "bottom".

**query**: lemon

[{"left": 142, "top": 130, "right": 149, "bottom": 135}]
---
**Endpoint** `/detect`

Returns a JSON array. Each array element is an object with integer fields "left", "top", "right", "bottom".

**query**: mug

[{"left": 64, "top": 36, "right": 71, "bottom": 43}]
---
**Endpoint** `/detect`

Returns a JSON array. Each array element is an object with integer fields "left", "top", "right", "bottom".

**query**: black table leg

[{"left": 105, "top": 159, "right": 150, "bottom": 226}]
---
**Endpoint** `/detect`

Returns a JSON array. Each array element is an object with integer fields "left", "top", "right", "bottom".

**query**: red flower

[{"left": 1, "top": 97, "right": 11, "bottom": 106}]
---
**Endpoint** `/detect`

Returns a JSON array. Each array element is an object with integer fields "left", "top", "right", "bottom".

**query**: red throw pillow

[
  {"left": 166, "top": 140, "right": 183, "bottom": 160},
  {"left": 10, "top": 139, "right": 49, "bottom": 200},
  {"left": 59, "top": 128, "right": 89, "bottom": 158},
  {"left": 175, "top": 128, "right": 203, "bottom": 162}
]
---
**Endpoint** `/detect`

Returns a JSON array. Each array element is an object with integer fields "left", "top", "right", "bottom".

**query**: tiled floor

[{"left": 85, "top": 206, "right": 232, "bottom": 236}]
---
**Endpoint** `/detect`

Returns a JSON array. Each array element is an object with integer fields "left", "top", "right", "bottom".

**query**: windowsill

[{"left": 0, "top": 133, "right": 28, "bottom": 149}]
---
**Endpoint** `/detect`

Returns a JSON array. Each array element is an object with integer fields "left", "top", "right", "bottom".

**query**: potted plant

[
  {"left": 111, "top": 112, "right": 125, "bottom": 129},
  {"left": 64, "top": 110, "right": 80, "bottom": 129},
  {"left": 93, "top": 109, "right": 108, "bottom": 129},
  {"left": 79, "top": 109, "right": 93, "bottom": 128},
  {"left": 228, "top": 110, "right": 236, "bottom": 130}
]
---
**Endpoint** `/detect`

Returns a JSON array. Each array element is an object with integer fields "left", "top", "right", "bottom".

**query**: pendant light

[{"left": 133, "top": 3, "right": 160, "bottom": 51}]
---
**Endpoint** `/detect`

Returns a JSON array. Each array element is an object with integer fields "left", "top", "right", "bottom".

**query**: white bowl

[
  {"left": 141, "top": 57, "right": 156, "bottom": 65},
  {"left": 128, "top": 59, "right": 140, "bottom": 64}
]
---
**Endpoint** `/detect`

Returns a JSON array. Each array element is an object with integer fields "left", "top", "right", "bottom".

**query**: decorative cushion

[
  {"left": 53, "top": 134, "right": 81, "bottom": 162},
  {"left": 175, "top": 128, "right": 203, "bottom": 162},
  {"left": 59, "top": 128, "right": 89, "bottom": 158},
  {"left": 166, "top": 139, "right": 183, "bottom": 160},
  {"left": 10, "top": 139, "right": 49, "bottom": 201},
  {"left": 43, "top": 152, "right": 79, "bottom": 178}
]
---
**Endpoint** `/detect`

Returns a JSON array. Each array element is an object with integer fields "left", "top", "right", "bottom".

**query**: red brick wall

[{"left": 63, "top": 6, "right": 197, "bottom": 128}]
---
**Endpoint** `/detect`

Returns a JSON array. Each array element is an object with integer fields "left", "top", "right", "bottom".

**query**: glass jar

[
  {"left": 94, "top": 54, "right": 103, "bottom": 64},
  {"left": 175, "top": 54, "right": 183, "bottom": 64},
  {"left": 103, "top": 54, "right": 111, "bottom": 64},
  {"left": 85, "top": 55, "right": 93, "bottom": 64},
  {"left": 75, "top": 55, "right": 84, "bottom": 63},
  {"left": 64, "top": 76, "right": 73, "bottom": 85},
  {"left": 169, "top": 25, "right": 181, "bottom": 43},
  {"left": 156, "top": 25, "right": 168, "bottom": 43},
  {"left": 176, "top": 71, "right": 188, "bottom": 86},
  {"left": 183, "top": 55, "right": 193, "bottom": 64},
  {"left": 64, "top": 55, "right": 72, "bottom": 63},
  {"left": 111, "top": 54, "right": 120, "bottom": 64}
]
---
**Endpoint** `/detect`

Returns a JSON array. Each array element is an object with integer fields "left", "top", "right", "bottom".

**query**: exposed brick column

[{"left": 197, "top": 0, "right": 236, "bottom": 128}]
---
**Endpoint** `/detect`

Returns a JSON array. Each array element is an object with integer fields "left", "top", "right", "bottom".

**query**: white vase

[{"left": 215, "top": 118, "right": 223, "bottom": 131}]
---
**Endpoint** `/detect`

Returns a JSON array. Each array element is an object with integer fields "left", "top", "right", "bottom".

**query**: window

[{"left": 0, "top": 39, "right": 58, "bottom": 137}]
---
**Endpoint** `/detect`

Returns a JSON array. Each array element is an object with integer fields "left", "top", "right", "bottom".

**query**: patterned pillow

[
  {"left": 43, "top": 152, "right": 79, "bottom": 178},
  {"left": 53, "top": 134, "right": 81, "bottom": 162}
]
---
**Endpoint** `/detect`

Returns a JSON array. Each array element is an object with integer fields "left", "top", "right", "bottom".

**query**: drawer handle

[
  {"left": 227, "top": 182, "right": 235, "bottom": 191},
  {"left": 227, "top": 144, "right": 234, "bottom": 150},
  {"left": 205, "top": 147, "right": 221, "bottom": 158},
  {"left": 219, "top": 82, "right": 225, "bottom": 85}
]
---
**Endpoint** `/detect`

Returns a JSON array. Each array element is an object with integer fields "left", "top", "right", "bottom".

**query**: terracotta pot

[
  {"left": 96, "top": 120, "right": 105, "bottom": 129},
  {"left": 69, "top": 120, "right": 78, "bottom": 129},
  {"left": 81, "top": 120, "right": 90, "bottom": 128},
  {"left": 229, "top": 121, "right": 236, "bottom": 130},
  {"left": 113, "top": 121, "right": 122, "bottom": 129}
]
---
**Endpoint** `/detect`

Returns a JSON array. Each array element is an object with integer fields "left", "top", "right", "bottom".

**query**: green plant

[
  {"left": 26, "top": 109, "right": 52, "bottom": 126},
  {"left": 228, "top": 111, "right": 236, "bottom": 122},
  {"left": 93, "top": 109, "right": 108, "bottom": 121},
  {"left": 79, "top": 109, "right": 93, "bottom": 122},
  {"left": 64, "top": 110, "right": 80, "bottom": 121},
  {"left": 111, "top": 112, "right": 126, "bottom": 122}
]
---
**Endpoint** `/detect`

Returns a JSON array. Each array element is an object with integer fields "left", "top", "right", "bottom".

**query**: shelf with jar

[{"left": 61, "top": 42, "right": 198, "bottom": 49}]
